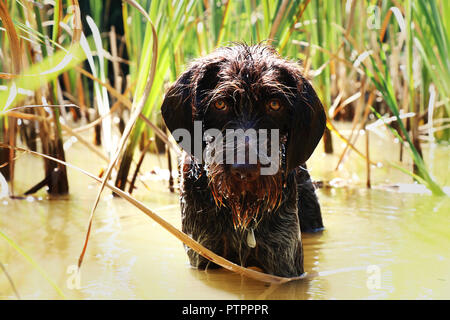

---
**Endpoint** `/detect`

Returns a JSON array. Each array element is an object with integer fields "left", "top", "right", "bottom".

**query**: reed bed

[{"left": 1, "top": 0, "right": 448, "bottom": 197}]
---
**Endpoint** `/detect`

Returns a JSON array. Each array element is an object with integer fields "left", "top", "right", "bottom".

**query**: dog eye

[
  {"left": 214, "top": 100, "right": 228, "bottom": 111},
  {"left": 267, "top": 99, "right": 281, "bottom": 111}
]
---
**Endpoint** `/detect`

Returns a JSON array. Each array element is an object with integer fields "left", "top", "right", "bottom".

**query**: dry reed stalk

[
  {"left": 365, "top": 129, "right": 371, "bottom": 188},
  {"left": 279, "top": 0, "right": 311, "bottom": 52},
  {"left": 334, "top": 84, "right": 374, "bottom": 171},
  {"left": 268, "top": 0, "right": 290, "bottom": 43},
  {"left": 327, "top": 119, "right": 377, "bottom": 166}
]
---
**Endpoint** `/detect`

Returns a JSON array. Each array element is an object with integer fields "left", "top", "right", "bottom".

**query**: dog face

[{"left": 161, "top": 44, "right": 326, "bottom": 228}]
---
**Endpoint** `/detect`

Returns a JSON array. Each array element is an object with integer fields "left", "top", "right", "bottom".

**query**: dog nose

[{"left": 230, "top": 163, "right": 260, "bottom": 181}]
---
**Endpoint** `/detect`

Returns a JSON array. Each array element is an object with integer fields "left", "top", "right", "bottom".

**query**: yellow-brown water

[{"left": 0, "top": 127, "right": 449, "bottom": 299}]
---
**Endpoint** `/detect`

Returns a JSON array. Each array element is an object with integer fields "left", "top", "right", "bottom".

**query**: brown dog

[{"left": 161, "top": 44, "right": 325, "bottom": 277}]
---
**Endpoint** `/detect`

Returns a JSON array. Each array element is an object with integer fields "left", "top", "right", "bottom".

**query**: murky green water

[{"left": 0, "top": 127, "right": 449, "bottom": 299}]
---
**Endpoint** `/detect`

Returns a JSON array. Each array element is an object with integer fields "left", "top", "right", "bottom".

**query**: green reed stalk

[{"left": 364, "top": 50, "right": 445, "bottom": 196}]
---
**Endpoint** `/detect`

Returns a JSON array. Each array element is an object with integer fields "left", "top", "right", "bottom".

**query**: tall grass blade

[{"left": 0, "top": 229, "right": 66, "bottom": 299}]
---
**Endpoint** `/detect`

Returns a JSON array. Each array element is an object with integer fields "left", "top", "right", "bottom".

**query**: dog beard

[{"left": 206, "top": 161, "right": 283, "bottom": 229}]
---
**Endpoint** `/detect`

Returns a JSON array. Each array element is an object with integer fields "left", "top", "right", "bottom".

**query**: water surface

[{"left": 0, "top": 128, "right": 449, "bottom": 299}]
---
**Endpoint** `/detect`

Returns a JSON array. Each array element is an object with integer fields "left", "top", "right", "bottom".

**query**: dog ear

[
  {"left": 161, "top": 60, "right": 222, "bottom": 156},
  {"left": 161, "top": 67, "right": 196, "bottom": 140},
  {"left": 286, "top": 73, "right": 326, "bottom": 172},
  {"left": 161, "top": 64, "right": 205, "bottom": 157}
]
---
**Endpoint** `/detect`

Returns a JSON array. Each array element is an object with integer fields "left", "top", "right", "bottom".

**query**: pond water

[{"left": 0, "top": 126, "right": 449, "bottom": 299}]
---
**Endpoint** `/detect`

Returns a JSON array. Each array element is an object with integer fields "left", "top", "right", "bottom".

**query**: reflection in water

[{"left": 0, "top": 133, "right": 449, "bottom": 299}]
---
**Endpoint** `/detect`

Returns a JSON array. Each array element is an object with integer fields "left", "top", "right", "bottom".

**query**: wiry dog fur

[{"left": 161, "top": 44, "right": 326, "bottom": 277}]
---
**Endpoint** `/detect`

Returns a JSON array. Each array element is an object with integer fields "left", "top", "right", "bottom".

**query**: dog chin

[{"left": 209, "top": 172, "right": 283, "bottom": 229}]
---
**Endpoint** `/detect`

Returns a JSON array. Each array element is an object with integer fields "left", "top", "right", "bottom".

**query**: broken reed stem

[
  {"left": 335, "top": 90, "right": 374, "bottom": 170},
  {"left": 0, "top": 261, "right": 21, "bottom": 299},
  {"left": 268, "top": 0, "right": 290, "bottom": 43}
]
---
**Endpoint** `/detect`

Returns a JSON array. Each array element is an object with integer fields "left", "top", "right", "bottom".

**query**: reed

[{"left": 0, "top": 0, "right": 87, "bottom": 196}]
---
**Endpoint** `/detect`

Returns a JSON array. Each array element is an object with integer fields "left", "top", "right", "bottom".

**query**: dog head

[{"left": 161, "top": 44, "right": 326, "bottom": 228}]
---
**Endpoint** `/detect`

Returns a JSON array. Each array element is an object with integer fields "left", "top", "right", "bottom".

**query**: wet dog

[{"left": 161, "top": 44, "right": 326, "bottom": 277}]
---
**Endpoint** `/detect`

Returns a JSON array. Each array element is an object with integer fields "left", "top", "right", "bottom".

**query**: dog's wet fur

[{"left": 161, "top": 44, "right": 326, "bottom": 277}]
